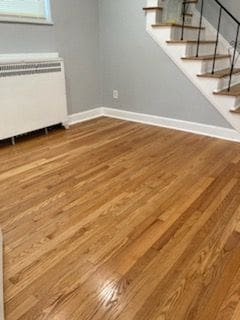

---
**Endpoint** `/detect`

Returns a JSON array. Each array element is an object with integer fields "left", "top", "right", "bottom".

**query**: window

[{"left": 0, "top": 0, "right": 52, "bottom": 24}]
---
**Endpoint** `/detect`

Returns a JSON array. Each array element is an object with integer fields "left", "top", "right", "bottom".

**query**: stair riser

[
  {"left": 198, "top": 78, "right": 220, "bottom": 95},
  {"left": 166, "top": 44, "right": 188, "bottom": 57},
  {"left": 201, "top": 59, "right": 231, "bottom": 74},
  {"left": 188, "top": 4, "right": 197, "bottom": 11},
  {"left": 217, "top": 74, "right": 240, "bottom": 92},
  {"left": 146, "top": 2, "right": 194, "bottom": 25},
  {"left": 188, "top": 66, "right": 239, "bottom": 110},
  {"left": 146, "top": 11, "right": 161, "bottom": 26},
  {"left": 156, "top": 11, "right": 164, "bottom": 23},
  {"left": 150, "top": 27, "right": 172, "bottom": 44},
  {"left": 202, "top": 75, "right": 240, "bottom": 93},
  {"left": 171, "top": 28, "right": 206, "bottom": 41},
  {"left": 183, "top": 17, "right": 193, "bottom": 26},
  {"left": 166, "top": 43, "right": 221, "bottom": 58},
  {"left": 235, "top": 97, "right": 240, "bottom": 107},
  {"left": 147, "top": 0, "right": 159, "bottom": 5},
  {"left": 166, "top": 17, "right": 193, "bottom": 26},
  {"left": 181, "top": 60, "right": 206, "bottom": 75},
  {"left": 182, "top": 59, "right": 231, "bottom": 75},
  {"left": 183, "top": 3, "right": 197, "bottom": 14},
  {"left": 186, "top": 44, "right": 220, "bottom": 56},
  {"left": 145, "top": 0, "right": 166, "bottom": 24},
  {"left": 214, "top": 95, "right": 239, "bottom": 111}
]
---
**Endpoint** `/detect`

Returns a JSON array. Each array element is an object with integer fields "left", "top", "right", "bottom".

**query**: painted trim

[
  {"left": 68, "top": 108, "right": 104, "bottom": 125},
  {"left": 0, "top": 0, "right": 53, "bottom": 25},
  {"left": 0, "top": 16, "right": 53, "bottom": 25},
  {"left": 0, "top": 52, "right": 60, "bottom": 64},
  {"left": 68, "top": 107, "right": 240, "bottom": 142},
  {"left": 103, "top": 108, "right": 240, "bottom": 142}
]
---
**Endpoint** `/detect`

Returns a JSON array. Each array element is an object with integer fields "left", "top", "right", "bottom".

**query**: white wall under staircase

[{"left": 144, "top": 0, "right": 240, "bottom": 139}]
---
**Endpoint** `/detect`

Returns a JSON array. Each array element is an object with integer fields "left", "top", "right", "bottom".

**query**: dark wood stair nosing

[
  {"left": 230, "top": 107, "right": 240, "bottom": 113},
  {"left": 230, "top": 108, "right": 240, "bottom": 113},
  {"left": 184, "top": 0, "right": 198, "bottom": 3},
  {"left": 213, "top": 83, "right": 240, "bottom": 97},
  {"left": 152, "top": 23, "right": 205, "bottom": 30},
  {"left": 143, "top": 6, "right": 163, "bottom": 11},
  {"left": 197, "top": 68, "right": 240, "bottom": 79},
  {"left": 182, "top": 54, "right": 231, "bottom": 61},
  {"left": 166, "top": 40, "right": 216, "bottom": 45}
]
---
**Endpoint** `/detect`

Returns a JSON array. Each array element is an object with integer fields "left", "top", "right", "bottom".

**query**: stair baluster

[
  {"left": 212, "top": 6, "right": 222, "bottom": 74},
  {"left": 228, "top": 24, "right": 240, "bottom": 91},
  {"left": 181, "top": 2, "right": 187, "bottom": 40},
  {"left": 213, "top": 0, "right": 240, "bottom": 92},
  {"left": 196, "top": 0, "right": 204, "bottom": 57}
]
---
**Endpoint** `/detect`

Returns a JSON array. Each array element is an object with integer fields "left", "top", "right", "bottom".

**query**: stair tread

[
  {"left": 214, "top": 83, "right": 240, "bottom": 97},
  {"left": 182, "top": 54, "right": 230, "bottom": 61},
  {"left": 152, "top": 23, "right": 205, "bottom": 30},
  {"left": 167, "top": 40, "right": 216, "bottom": 44},
  {"left": 198, "top": 68, "right": 240, "bottom": 79},
  {"left": 230, "top": 107, "right": 240, "bottom": 113},
  {"left": 143, "top": 6, "right": 163, "bottom": 11}
]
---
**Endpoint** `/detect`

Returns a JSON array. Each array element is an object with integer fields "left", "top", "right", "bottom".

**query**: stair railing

[
  {"left": 181, "top": 2, "right": 187, "bottom": 40},
  {"left": 195, "top": 0, "right": 204, "bottom": 57},
  {"left": 181, "top": 0, "right": 240, "bottom": 92},
  {"left": 181, "top": 2, "right": 190, "bottom": 40}
]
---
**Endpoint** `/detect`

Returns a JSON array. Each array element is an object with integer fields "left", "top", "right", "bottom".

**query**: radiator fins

[{"left": 0, "top": 62, "right": 62, "bottom": 77}]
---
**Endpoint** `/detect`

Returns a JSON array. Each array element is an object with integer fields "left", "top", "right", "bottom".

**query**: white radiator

[{"left": 0, "top": 53, "right": 68, "bottom": 142}]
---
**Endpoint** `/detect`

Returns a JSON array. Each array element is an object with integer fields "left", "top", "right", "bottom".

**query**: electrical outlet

[{"left": 113, "top": 90, "right": 119, "bottom": 100}]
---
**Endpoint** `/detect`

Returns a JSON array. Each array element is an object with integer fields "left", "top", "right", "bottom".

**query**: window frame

[{"left": 0, "top": 0, "right": 53, "bottom": 25}]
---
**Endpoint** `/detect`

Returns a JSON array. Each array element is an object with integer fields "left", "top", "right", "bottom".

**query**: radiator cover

[{"left": 0, "top": 56, "right": 68, "bottom": 141}]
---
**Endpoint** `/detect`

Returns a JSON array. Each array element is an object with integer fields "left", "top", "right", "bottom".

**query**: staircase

[{"left": 143, "top": 0, "right": 240, "bottom": 137}]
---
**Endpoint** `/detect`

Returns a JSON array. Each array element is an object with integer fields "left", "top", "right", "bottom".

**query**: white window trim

[{"left": 0, "top": 0, "right": 53, "bottom": 25}]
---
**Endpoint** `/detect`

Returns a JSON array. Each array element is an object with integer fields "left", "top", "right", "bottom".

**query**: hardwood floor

[{"left": 1, "top": 117, "right": 240, "bottom": 320}]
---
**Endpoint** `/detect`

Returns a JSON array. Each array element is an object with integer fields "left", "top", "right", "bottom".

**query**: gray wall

[
  {"left": 224, "top": 0, "right": 240, "bottom": 18},
  {"left": 99, "top": 0, "right": 231, "bottom": 128},
  {"left": 0, "top": 0, "right": 101, "bottom": 115}
]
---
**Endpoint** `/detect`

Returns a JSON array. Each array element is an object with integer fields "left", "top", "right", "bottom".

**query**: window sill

[{"left": 0, "top": 16, "right": 53, "bottom": 25}]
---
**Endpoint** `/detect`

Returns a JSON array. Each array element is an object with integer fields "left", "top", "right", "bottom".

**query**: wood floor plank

[{"left": 1, "top": 117, "right": 240, "bottom": 320}]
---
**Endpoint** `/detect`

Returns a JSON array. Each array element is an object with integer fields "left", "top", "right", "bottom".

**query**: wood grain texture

[
  {"left": 1, "top": 117, "right": 240, "bottom": 320},
  {"left": 214, "top": 83, "right": 240, "bottom": 97},
  {"left": 181, "top": 54, "right": 231, "bottom": 61},
  {"left": 197, "top": 68, "right": 240, "bottom": 79}
]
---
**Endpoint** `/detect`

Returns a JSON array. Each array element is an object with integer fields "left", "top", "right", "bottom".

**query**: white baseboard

[
  {"left": 68, "top": 107, "right": 104, "bottom": 125},
  {"left": 68, "top": 107, "right": 240, "bottom": 142},
  {"left": 103, "top": 108, "right": 240, "bottom": 142}
]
